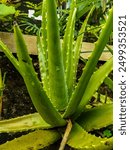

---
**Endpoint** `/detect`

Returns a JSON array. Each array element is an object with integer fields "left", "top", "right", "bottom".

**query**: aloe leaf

[
  {"left": 37, "top": 0, "right": 50, "bottom": 95},
  {"left": 62, "top": 0, "right": 76, "bottom": 69},
  {"left": 0, "top": 113, "right": 55, "bottom": 133},
  {"left": 62, "top": 0, "right": 77, "bottom": 97},
  {"left": 41, "top": 0, "right": 47, "bottom": 55},
  {"left": 72, "top": 6, "right": 95, "bottom": 89},
  {"left": 67, "top": 123, "right": 113, "bottom": 149},
  {"left": 81, "top": 57, "right": 113, "bottom": 91},
  {"left": 47, "top": 0, "right": 68, "bottom": 110},
  {"left": 76, "top": 104, "right": 113, "bottom": 132},
  {"left": 0, "top": 129, "right": 61, "bottom": 150},
  {"left": 64, "top": 8, "right": 113, "bottom": 118},
  {"left": 7, "top": 24, "right": 66, "bottom": 127},
  {"left": 14, "top": 23, "right": 33, "bottom": 65},
  {"left": 73, "top": 57, "right": 113, "bottom": 118},
  {"left": 37, "top": 32, "right": 50, "bottom": 97}
]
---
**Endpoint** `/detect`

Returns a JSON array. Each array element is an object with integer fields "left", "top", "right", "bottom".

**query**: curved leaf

[
  {"left": 0, "top": 129, "right": 61, "bottom": 150},
  {"left": 73, "top": 57, "right": 113, "bottom": 118},
  {"left": 0, "top": 113, "right": 54, "bottom": 133},
  {"left": 76, "top": 104, "right": 113, "bottom": 132},
  {"left": 67, "top": 123, "right": 113, "bottom": 149}
]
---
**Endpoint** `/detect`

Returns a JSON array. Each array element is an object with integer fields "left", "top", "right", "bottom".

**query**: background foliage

[{"left": 0, "top": 0, "right": 113, "bottom": 43}]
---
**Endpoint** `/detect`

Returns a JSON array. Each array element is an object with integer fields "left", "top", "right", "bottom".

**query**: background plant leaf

[{"left": 0, "top": 4, "right": 15, "bottom": 18}]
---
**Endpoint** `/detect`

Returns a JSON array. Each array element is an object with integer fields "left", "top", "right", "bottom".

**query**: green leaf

[
  {"left": 63, "top": 8, "right": 113, "bottom": 118},
  {"left": 0, "top": 4, "right": 15, "bottom": 17},
  {"left": 76, "top": 0, "right": 100, "bottom": 19},
  {"left": 47, "top": 0, "right": 68, "bottom": 110},
  {"left": 0, "top": 129, "right": 61, "bottom": 150},
  {"left": 67, "top": 123, "right": 113, "bottom": 149},
  {"left": 37, "top": 31, "right": 50, "bottom": 97},
  {"left": 72, "top": 5, "right": 95, "bottom": 92},
  {"left": 14, "top": 24, "right": 32, "bottom": 65},
  {"left": 73, "top": 57, "right": 113, "bottom": 118},
  {"left": 0, "top": 113, "right": 54, "bottom": 133},
  {"left": 38, "top": 0, "right": 50, "bottom": 96},
  {"left": 62, "top": 0, "right": 77, "bottom": 97},
  {"left": 76, "top": 104, "right": 113, "bottom": 132}
]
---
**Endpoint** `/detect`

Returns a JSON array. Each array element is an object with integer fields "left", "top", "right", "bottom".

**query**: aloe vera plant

[{"left": 0, "top": 0, "right": 113, "bottom": 149}]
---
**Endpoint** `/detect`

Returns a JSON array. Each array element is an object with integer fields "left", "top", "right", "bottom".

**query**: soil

[
  {"left": 0, "top": 53, "right": 37, "bottom": 119},
  {"left": 0, "top": 52, "right": 112, "bottom": 149},
  {"left": 0, "top": 53, "right": 37, "bottom": 146}
]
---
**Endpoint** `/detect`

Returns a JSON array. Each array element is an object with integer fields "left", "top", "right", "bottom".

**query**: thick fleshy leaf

[
  {"left": 76, "top": 104, "right": 113, "bottom": 132},
  {"left": 0, "top": 129, "right": 61, "bottom": 150},
  {"left": 0, "top": 113, "right": 54, "bottom": 133},
  {"left": 37, "top": 32, "right": 50, "bottom": 96},
  {"left": 62, "top": 0, "right": 77, "bottom": 97},
  {"left": 73, "top": 57, "right": 113, "bottom": 118},
  {"left": 72, "top": 6, "right": 95, "bottom": 92},
  {"left": 47, "top": 0, "right": 68, "bottom": 110},
  {"left": 37, "top": 0, "right": 50, "bottom": 96},
  {"left": 14, "top": 23, "right": 33, "bottom": 65},
  {"left": 67, "top": 123, "right": 113, "bottom": 149}
]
